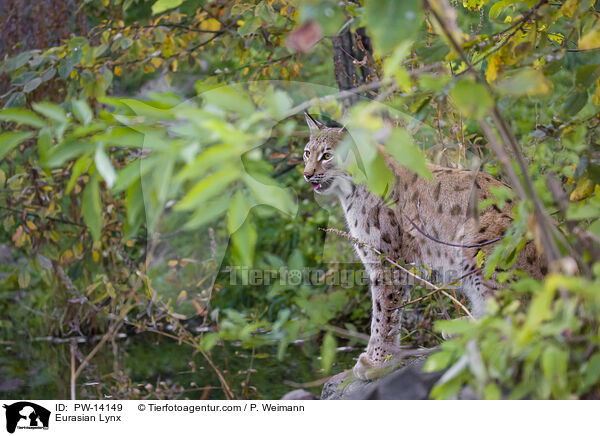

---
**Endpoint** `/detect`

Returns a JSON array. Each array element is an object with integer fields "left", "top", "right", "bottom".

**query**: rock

[
  {"left": 321, "top": 358, "right": 444, "bottom": 400},
  {"left": 280, "top": 389, "right": 317, "bottom": 400}
]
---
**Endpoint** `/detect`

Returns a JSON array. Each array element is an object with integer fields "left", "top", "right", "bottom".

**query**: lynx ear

[{"left": 304, "top": 112, "right": 323, "bottom": 133}]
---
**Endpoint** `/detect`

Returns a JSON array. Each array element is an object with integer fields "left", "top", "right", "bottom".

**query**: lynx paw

[{"left": 352, "top": 352, "right": 399, "bottom": 381}]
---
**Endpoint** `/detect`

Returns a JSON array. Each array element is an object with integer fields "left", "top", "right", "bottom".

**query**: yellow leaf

[
  {"left": 548, "top": 33, "right": 565, "bottom": 44},
  {"left": 200, "top": 18, "right": 221, "bottom": 32},
  {"left": 168, "top": 259, "right": 178, "bottom": 267},
  {"left": 192, "top": 299, "right": 207, "bottom": 316},
  {"left": 579, "top": 25, "right": 600, "bottom": 51},
  {"left": 504, "top": 16, "right": 512, "bottom": 24},
  {"left": 171, "top": 59, "right": 178, "bottom": 72},
  {"left": 92, "top": 250, "right": 100, "bottom": 262},
  {"left": 163, "top": 35, "right": 173, "bottom": 58},
  {"left": 177, "top": 290, "right": 187, "bottom": 305},
  {"left": 593, "top": 78, "right": 600, "bottom": 106},
  {"left": 25, "top": 221, "right": 36, "bottom": 231},
  {"left": 151, "top": 57, "right": 163, "bottom": 68},
  {"left": 570, "top": 178, "right": 596, "bottom": 202},
  {"left": 476, "top": 250, "right": 487, "bottom": 268},
  {"left": 125, "top": 240, "right": 135, "bottom": 247},
  {"left": 486, "top": 55, "right": 501, "bottom": 82},
  {"left": 0, "top": 169, "right": 5, "bottom": 185},
  {"left": 114, "top": 66, "right": 123, "bottom": 76},
  {"left": 561, "top": 0, "right": 580, "bottom": 18},
  {"left": 60, "top": 249, "right": 73, "bottom": 263},
  {"left": 106, "top": 282, "right": 116, "bottom": 298}
]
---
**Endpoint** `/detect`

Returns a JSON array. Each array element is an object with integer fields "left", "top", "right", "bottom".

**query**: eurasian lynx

[{"left": 302, "top": 113, "right": 546, "bottom": 380}]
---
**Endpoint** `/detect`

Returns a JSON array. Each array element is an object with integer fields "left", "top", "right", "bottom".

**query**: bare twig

[
  {"left": 145, "top": 328, "right": 235, "bottom": 400},
  {"left": 402, "top": 198, "right": 503, "bottom": 248}
]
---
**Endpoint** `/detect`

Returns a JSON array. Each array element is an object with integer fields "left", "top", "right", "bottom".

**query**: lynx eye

[
  {"left": 322, "top": 152, "right": 333, "bottom": 160},
  {"left": 303, "top": 150, "right": 310, "bottom": 159}
]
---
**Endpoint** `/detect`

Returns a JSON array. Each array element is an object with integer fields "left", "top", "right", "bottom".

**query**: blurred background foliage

[{"left": 0, "top": 0, "right": 600, "bottom": 399}]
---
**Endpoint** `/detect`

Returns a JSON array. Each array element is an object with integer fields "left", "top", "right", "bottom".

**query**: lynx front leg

[{"left": 353, "top": 268, "right": 404, "bottom": 381}]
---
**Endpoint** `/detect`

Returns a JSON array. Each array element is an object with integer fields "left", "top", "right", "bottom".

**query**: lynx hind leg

[{"left": 353, "top": 270, "right": 404, "bottom": 381}]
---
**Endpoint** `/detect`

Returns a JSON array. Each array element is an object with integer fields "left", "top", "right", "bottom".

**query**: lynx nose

[{"left": 303, "top": 170, "right": 314, "bottom": 181}]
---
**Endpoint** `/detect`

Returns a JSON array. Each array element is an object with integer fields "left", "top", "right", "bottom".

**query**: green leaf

[
  {"left": 37, "top": 130, "right": 52, "bottom": 164},
  {"left": 198, "top": 332, "right": 220, "bottom": 351},
  {"left": 227, "top": 190, "right": 253, "bottom": 234},
  {"left": 576, "top": 65, "right": 600, "bottom": 90},
  {"left": 32, "top": 101, "right": 68, "bottom": 124},
  {"left": 385, "top": 128, "right": 433, "bottom": 181},
  {"left": 228, "top": 191, "right": 257, "bottom": 267},
  {"left": 582, "top": 352, "right": 600, "bottom": 391},
  {"left": 237, "top": 16, "right": 261, "bottom": 36},
  {"left": 112, "top": 156, "right": 157, "bottom": 194},
  {"left": 23, "top": 77, "right": 42, "bottom": 93},
  {"left": 202, "top": 86, "right": 255, "bottom": 117},
  {"left": 177, "top": 144, "right": 240, "bottom": 181},
  {"left": 0, "top": 108, "right": 46, "bottom": 128},
  {"left": 4, "top": 51, "right": 32, "bottom": 72},
  {"left": 243, "top": 173, "right": 297, "bottom": 216},
  {"left": 495, "top": 69, "right": 552, "bottom": 96},
  {"left": 484, "top": 383, "right": 502, "bottom": 400},
  {"left": 72, "top": 99, "right": 93, "bottom": 125},
  {"left": 365, "top": 153, "right": 396, "bottom": 198},
  {"left": 94, "top": 146, "right": 117, "bottom": 188},
  {"left": 541, "top": 345, "right": 567, "bottom": 398},
  {"left": 66, "top": 155, "right": 92, "bottom": 194},
  {"left": 58, "top": 57, "right": 74, "bottom": 80},
  {"left": 176, "top": 166, "right": 240, "bottom": 211},
  {"left": 364, "top": 0, "right": 423, "bottom": 55},
  {"left": 321, "top": 331, "right": 337, "bottom": 374},
  {"left": 450, "top": 79, "right": 493, "bottom": 119},
  {"left": 184, "top": 195, "right": 232, "bottom": 230},
  {"left": 562, "top": 91, "right": 588, "bottom": 117},
  {"left": 45, "top": 140, "right": 95, "bottom": 167},
  {"left": 0, "top": 131, "right": 34, "bottom": 160},
  {"left": 4, "top": 92, "right": 25, "bottom": 108},
  {"left": 82, "top": 173, "right": 103, "bottom": 242},
  {"left": 152, "top": 0, "right": 183, "bottom": 15},
  {"left": 92, "top": 127, "right": 145, "bottom": 148},
  {"left": 424, "top": 350, "right": 454, "bottom": 372}
]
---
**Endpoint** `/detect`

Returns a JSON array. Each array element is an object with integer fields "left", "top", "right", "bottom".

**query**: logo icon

[{"left": 3, "top": 402, "right": 50, "bottom": 434}]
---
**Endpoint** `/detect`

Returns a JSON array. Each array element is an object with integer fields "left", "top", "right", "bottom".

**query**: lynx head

[{"left": 302, "top": 112, "right": 348, "bottom": 195}]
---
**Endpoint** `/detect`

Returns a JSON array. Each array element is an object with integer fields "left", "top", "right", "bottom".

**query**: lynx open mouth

[{"left": 311, "top": 178, "right": 332, "bottom": 192}]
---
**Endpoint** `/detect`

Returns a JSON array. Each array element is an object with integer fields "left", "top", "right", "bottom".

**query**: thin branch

[
  {"left": 145, "top": 328, "right": 235, "bottom": 400},
  {"left": 402, "top": 199, "right": 503, "bottom": 249},
  {"left": 98, "top": 23, "right": 225, "bottom": 35},
  {"left": 0, "top": 205, "right": 85, "bottom": 227},
  {"left": 285, "top": 63, "right": 444, "bottom": 118}
]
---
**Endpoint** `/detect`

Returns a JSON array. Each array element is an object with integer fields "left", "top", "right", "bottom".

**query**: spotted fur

[{"left": 302, "top": 113, "right": 547, "bottom": 380}]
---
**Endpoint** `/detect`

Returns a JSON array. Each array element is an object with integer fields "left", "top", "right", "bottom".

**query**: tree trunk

[{"left": 332, "top": 26, "right": 378, "bottom": 112}]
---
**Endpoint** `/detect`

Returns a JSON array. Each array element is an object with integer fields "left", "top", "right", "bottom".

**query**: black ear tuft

[{"left": 304, "top": 112, "right": 323, "bottom": 132}]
